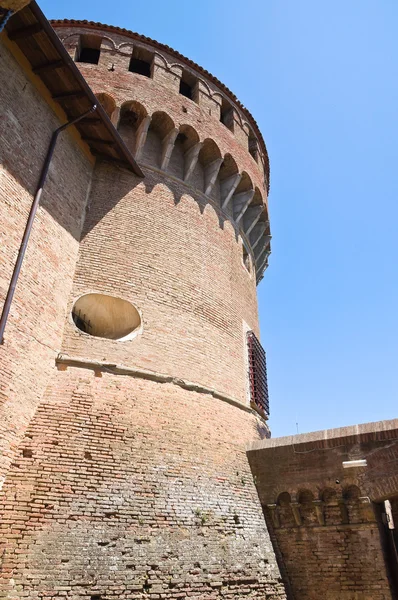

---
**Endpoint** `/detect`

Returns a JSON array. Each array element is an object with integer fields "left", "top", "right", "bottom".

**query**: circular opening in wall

[{"left": 72, "top": 293, "right": 141, "bottom": 341}]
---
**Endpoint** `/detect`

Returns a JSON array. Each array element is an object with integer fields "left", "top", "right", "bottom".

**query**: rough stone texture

[
  {"left": 247, "top": 420, "right": 398, "bottom": 600},
  {"left": 0, "top": 367, "right": 285, "bottom": 599},
  {"left": 0, "top": 39, "right": 92, "bottom": 485}
]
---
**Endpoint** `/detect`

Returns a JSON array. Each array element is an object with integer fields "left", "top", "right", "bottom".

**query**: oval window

[{"left": 72, "top": 293, "right": 141, "bottom": 341}]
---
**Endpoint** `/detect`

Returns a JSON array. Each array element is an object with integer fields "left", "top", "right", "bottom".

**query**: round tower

[{"left": 0, "top": 20, "right": 285, "bottom": 600}]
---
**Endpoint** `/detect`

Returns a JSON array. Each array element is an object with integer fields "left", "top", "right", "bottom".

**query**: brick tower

[{"left": 0, "top": 10, "right": 285, "bottom": 599}]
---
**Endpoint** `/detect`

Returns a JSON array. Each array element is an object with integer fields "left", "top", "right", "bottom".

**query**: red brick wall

[
  {"left": 54, "top": 24, "right": 269, "bottom": 192},
  {"left": 0, "top": 39, "right": 93, "bottom": 484},
  {"left": 248, "top": 422, "right": 398, "bottom": 600},
  {"left": 61, "top": 163, "right": 259, "bottom": 403},
  {"left": 274, "top": 524, "right": 390, "bottom": 600},
  {"left": 0, "top": 366, "right": 286, "bottom": 599}
]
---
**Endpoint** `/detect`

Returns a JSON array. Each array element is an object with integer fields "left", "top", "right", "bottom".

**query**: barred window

[{"left": 247, "top": 331, "right": 269, "bottom": 418}]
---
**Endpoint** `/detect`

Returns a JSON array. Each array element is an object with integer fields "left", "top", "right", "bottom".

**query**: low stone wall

[{"left": 247, "top": 419, "right": 398, "bottom": 600}]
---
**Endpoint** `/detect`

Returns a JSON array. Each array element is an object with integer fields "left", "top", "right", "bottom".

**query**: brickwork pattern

[
  {"left": 0, "top": 40, "right": 92, "bottom": 484},
  {"left": 248, "top": 422, "right": 398, "bottom": 600},
  {"left": 62, "top": 163, "right": 259, "bottom": 404},
  {"left": 52, "top": 25, "right": 272, "bottom": 281},
  {"left": 275, "top": 524, "right": 391, "bottom": 600},
  {"left": 55, "top": 25, "right": 268, "bottom": 189},
  {"left": 0, "top": 367, "right": 286, "bottom": 599},
  {"left": 0, "top": 19, "right": 285, "bottom": 600}
]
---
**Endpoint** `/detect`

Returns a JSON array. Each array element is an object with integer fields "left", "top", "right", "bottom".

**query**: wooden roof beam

[
  {"left": 33, "top": 59, "right": 65, "bottom": 74},
  {"left": 8, "top": 22, "right": 42, "bottom": 40},
  {"left": 53, "top": 90, "right": 85, "bottom": 101}
]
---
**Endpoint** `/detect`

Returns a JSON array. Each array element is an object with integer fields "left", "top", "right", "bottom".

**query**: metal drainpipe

[
  {"left": 0, "top": 104, "right": 97, "bottom": 344},
  {"left": 0, "top": 9, "right": 13, "bottom": 33}
]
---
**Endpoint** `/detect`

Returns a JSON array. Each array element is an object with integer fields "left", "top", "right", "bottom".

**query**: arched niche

[
  {"left": 276, "top": 492, "right": 295, "bottom": 528},
  {"left": 321, "top": 487, "right": 342, "bottom": 525},
  {"left": 117, "top": 100, "right": 148, "bottom": 155},
  {"left": 168, "top": 124, "right": 200, "bottom": 180},
  {"left": 343, "top": 485, "right": 362, "bottom": 523},
  {"left": 96, "top": 92, "right": 117, "bottom": 123},
  {"left": 218, "top": 154, "right": 239, "bottom": 216},
  {"left": 142, "top": 110, "right": 176, "bottom": 169},
  {"left": 231, "top": 171, "right": 254, "bottom": 224},
  {"left": 298, "top": 489, "right": 317, "bottom": 526},
  {"left": 198, "top": 138, "right": 222, "bottom": 200}
]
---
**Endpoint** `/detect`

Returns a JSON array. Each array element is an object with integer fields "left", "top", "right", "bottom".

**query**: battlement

[{"left": 52, "top": 21, "right": 272, "bottom": 281}]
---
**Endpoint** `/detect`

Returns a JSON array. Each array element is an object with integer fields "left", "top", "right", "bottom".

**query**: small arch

[
  {"left": 219, "top": 153, "right": 239, "bottom": 182},
  {"left": 298, "top": 489, "right": 317, "bottom": 526},
  {"left": 117, "top": 101, "right": 148, "bottom": 154},
  {"left": 343, "top": 485, "right": 361, "bottom": 502},
  {"left": 343, "top": 485, "right": 362, "bottom": 523},
  {"left": 149, "top": 111, "right": 175, "bottom": 140},
  {"left": 321, "top": 487, "right": 342, "bottom": 525},
  {"left": 321, "top": 488, "right": 337, "bottom": 503},
  {"left": 177, "top": 124, "right": 200, "bottom": 152},
  {"left": 231, "top": 171, "right": 254, "bottom": 223},
  {"left": 277, "top": 492, "right": 291, "bottom": 506},
  {"left": 248, "top": 127, "right": 259, "bottom": 163},
  {"left": 96, "top": 93, "right": 116, "bottom": 121},
  {"left": 276, "top": 492, "right": 295, "bottom": 528},
  {"left": 168, "top": 124, "right": 200, "bottom": 180},
  {"left": 199, "top": 139, "right": 222, "bottom": 199},
  {"left": 234, "top": 171, "right": 253, "bottom": 195},
  {"left": 142, "top": 111, "right": 175, "bottom": 169},
  {"left": 251, "top": 187, "right": 263, "bottom": 207},
  {"left": 298, "top": 489, "right": 314, "bottom": 505}
]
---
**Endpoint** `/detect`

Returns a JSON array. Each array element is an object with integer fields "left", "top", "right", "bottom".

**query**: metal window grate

[{"left": 247, "top": 331, "right": 269, "bottom": 418}]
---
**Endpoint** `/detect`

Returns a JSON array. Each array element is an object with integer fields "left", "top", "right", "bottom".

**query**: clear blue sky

[{"left": 41, "top": 0, "right": 398, "bottom": 437}]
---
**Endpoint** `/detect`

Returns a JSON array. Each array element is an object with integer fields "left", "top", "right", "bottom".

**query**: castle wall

[
  {"left": 247, "top": 420, "right": 398, "bottom": 600},
  {"left": 55, "top": 25, "right": 268, "bottom": 188},
  {"left": 0, "top": 366, "right": 286, "bottom": 599},
  {"left": 0, "top": 38, "right": 93, "bottom": 485},
  {"left": 0, "top": 17, "right": 284, "bottom": 600},
  {"left": 61, "top": 162, "right": 259, "bottom": 403}
]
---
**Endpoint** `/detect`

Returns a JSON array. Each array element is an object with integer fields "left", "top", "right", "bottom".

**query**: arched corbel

[
  {"left": 135, "top": 116, "right": 151, "bottom": 159},
  {"left": 183, "top": 142, "right": 203, "bottom": 182},
  {"left": 160, "top": 127, "right": 179, "bottom": 171}
]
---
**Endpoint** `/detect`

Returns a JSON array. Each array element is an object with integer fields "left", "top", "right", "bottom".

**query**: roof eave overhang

[{"left": 3, "top": 1, "right": 144, "bottom": 177}]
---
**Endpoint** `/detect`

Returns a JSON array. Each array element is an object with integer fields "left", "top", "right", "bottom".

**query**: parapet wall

[
  {"left": 247, "top": 419, "right": 398, "bottom": 600},
  {"left": 52, "top": 22, "right": 272, "bottom": 282},
  {"left": 0, "top": 366, "right": 286, "bottom": 599}
]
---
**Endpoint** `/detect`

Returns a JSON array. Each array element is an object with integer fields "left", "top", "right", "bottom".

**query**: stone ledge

[
  {"left": 56, "top": 354, "right": 269, "bottom": 424},
  {"left": 247, "top": 418, "right": 398, "bottom": 452}
]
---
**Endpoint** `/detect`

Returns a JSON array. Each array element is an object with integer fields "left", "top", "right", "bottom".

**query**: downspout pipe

[
  {"left": 0, "top": 105, "right": 97, "bottom": 344},
  {"left": 0, "top": 9, "right": 13, "bottom": 32}
]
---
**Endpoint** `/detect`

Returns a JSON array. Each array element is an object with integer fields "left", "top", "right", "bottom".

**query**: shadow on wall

[
  {"left": 79, "top": 95, "right": 269, "bottom": 258},
  {"left": 80, "top": 160, "right": 245, "bottom": 244}
]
